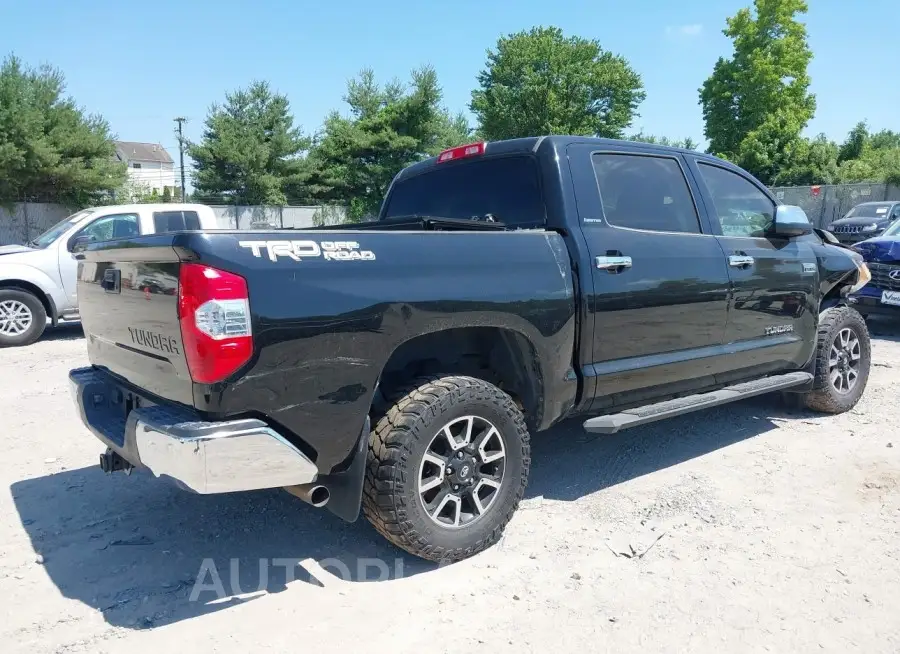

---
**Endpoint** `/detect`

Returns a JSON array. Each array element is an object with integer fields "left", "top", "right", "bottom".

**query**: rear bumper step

[
  {"left": 583, "top": 371, "right": 813, "bottom": 434},
  {"left": 68, "top": 367, "right": 318, "bottom": 493}
]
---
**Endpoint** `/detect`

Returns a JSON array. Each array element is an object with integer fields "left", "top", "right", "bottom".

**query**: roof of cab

[{"left": 395, "top": 135, "right": 729, "bottom": 182}]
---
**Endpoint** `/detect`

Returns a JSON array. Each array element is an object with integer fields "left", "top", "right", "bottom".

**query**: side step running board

[{"left": 583, "top": 371, "right": 813, "bottom": 434}]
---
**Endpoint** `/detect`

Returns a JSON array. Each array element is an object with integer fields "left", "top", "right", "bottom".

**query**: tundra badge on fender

[{"left": 765, "top": 324, "right": 794, "bottom": 336}]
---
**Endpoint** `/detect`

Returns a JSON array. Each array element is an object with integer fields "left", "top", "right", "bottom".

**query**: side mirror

[
  {"left": 68, "top": 235, "right": 94, "bottom": 252},
  {"left": 771, "top": 205, "right": 813, "bottom": 238}
]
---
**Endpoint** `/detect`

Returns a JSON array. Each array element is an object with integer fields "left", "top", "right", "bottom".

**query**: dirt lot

[{"left": 1, "top": 321, "right": 899, "bottom": 653}]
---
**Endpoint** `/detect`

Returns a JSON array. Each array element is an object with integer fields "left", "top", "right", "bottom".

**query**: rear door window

[
  {"left": 592, "top": 153, "right": 701, "bottom": 234},
  {"left": 153, "top": 210, "right": 201, "bottom": 233},
  {"left": 383, "top": 156, "right": 545, "bottom": 228}
]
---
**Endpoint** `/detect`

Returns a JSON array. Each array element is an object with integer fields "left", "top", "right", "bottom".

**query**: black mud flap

[{"left": 318, "top": 416, "right": 370, "bottom": 522}]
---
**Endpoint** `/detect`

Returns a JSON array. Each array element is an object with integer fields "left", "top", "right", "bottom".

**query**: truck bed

[{"left": 75, "top": 228, "right": 578, "bottom": 473}]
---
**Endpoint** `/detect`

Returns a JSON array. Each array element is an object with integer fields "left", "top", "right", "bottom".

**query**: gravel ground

[{"left": 1, "top": 320, "right": 899, "bottom": 653}]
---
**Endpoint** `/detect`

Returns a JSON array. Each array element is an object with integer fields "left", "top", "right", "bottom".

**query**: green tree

[
  {"left": 306, "top": 67, "right": 470, "bottom": 221},
  {"left": 771, "top": 134, "right": 839, "bottom": 185},
  {"left": 161, "top": 186, "right": 172, "bottom": 203},
  {"left": 880, "top": 150, "right": 900, "bottom": 185},
  {"left": 0, "top": 55, "right": 125, "bottom": 206},
  {"left": 730, "top": 108, "right": 812, "bottom": 184},
  {"left": 837, "top": 121, "right": 868, "bottom": 163},
  {"left": 627, "top": 132, "right": 699, "bottom": 150},
  {"left": 188, "top": 80, "right": 309, "bottom": 205},
  {"left": 834, "top": 122, "right": 900, "bottom": 185},
  {"left": 471, "top": 26, "right": 645, "bottom": 141},
  {"left": 869, "top": 129, "right": 900, "bottom": 152},
  {"left": 699, "top": 0, "right": 815, "bottom": 184},
  {"left": 107, "top": 177, "right": 153, "bottom": 204}
]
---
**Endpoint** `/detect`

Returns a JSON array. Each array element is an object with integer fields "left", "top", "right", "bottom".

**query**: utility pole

[{"left": 174, "top": 117, "right": 187, "bottom": 201}]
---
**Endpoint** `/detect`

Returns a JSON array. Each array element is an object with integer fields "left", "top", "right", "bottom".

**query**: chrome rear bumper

[{"left": 68, "top": 367, "right": 318, "bottom": 493}]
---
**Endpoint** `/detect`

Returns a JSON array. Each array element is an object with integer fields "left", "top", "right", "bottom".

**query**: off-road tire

[
  {"left": 362, "top": 375, "right": 531, "bottom": 563},
  {"left": 802, "top": 306, "right": 870, "bottom": 414},
  {"left": 0, "top": 289, "right": 47, "bottom": 348}
]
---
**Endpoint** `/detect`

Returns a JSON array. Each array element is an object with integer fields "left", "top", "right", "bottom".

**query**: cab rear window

[
  {"left": 383, "top": 156, "right": 545, "bottom": 228},
  {"left": 153, "top": 210, "right": 201, "bottom": 233}
]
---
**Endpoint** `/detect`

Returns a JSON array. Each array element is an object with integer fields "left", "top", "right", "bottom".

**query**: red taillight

[
  {"left": 436, "top": 141, "right": 485, "bottom": 163},
  {"left": 178, "top": 263, "right": 253, "bottom": 384}
]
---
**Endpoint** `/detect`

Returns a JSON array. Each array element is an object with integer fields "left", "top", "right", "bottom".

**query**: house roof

[{"left": 115, "top": 141, "right": 174, "bottom": 164}]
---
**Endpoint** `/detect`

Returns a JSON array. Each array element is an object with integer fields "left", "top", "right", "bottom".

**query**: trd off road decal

[{"left": 238, "top": 240, "right": 376, "bottom": 262}]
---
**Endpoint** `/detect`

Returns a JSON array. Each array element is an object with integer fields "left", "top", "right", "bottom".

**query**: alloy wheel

[
  {"left": 417, "top": 415, "right": 507, "bottom": 529},
  {"left": 0, "top": 300, "right": 33, "bottom": 337},
  {"left": 829, "top": 327, "right": 861, "bottom": 394}
]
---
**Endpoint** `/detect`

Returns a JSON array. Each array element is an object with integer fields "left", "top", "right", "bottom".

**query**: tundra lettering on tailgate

[
  {"left": 239, "top": 240, "right": 376, "bottom": 262},
  {"left": 127, "top": 327, "right": 181, "bottom": 355}
]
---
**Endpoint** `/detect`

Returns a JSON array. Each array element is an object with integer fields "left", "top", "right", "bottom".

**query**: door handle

[
  {"left": 729, "top": 255, "right": 754, "bottom": 268},
  {"left": 596, "top": 256, "right": 632, "bottom": 270}
]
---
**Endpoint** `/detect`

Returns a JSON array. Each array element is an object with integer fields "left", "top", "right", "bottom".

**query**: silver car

[{"left": 0, "top": 204, "right": 217, "bottom": 347}]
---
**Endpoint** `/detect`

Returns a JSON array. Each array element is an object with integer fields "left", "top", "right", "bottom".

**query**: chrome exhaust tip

[{"left": 284, "top": 483, "right": 330, "bottom": 508}]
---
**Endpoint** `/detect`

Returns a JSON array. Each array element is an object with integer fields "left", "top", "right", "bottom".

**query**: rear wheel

[
  {"left": 0, "top": 289, "right": 47, "bottom": 348},
  {"left": 363, "top": 375, "right": 530, "bottom": 563},
  {"left": 802, "top": 306, "right": 870, "bottom": 414}
]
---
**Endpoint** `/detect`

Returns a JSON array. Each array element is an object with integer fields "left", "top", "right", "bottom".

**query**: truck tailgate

[{"left": 77, "top": 240, "right": 194, "bottom": 405}]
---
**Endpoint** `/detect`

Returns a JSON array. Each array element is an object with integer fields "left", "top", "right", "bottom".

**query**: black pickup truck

[{"left": 69, "top": 136, "right": 873, "bottom": 563}]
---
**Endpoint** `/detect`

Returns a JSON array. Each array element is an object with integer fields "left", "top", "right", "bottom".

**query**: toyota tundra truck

[{"left": 68, "top": 136, "right": 873, "bottom": 563}]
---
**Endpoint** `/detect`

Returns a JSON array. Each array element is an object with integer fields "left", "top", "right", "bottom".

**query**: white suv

[{"left": 0, "top": 204, "right": 218, "bottom": 347}]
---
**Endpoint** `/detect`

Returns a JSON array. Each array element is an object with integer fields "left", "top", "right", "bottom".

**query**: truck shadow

[
  {"left": 10, "top": 466, "right": 432, "bottom": 628},
  {"left": 527, "top": 396, "right": 793, "bottom": 502},
  {"left": 866, "top": 315, "right": 900, "bottom": 343},
  {"left": 10, "top": 394, "right": 801, "bottom": 629},
  {"left": 41, "top": 322, "right": 84, "bottom": 342}
]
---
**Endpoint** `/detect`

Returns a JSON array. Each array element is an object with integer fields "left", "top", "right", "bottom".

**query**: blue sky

[{"left": 2, "top": 0, "right": 898, "bottom": 178}]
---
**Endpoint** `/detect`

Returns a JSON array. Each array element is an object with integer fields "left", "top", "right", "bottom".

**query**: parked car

[
  {"left": 849, "top": 218, "right": 900, "bottom": 316},
  {"left": 0, "top": 204, "right": 218, "bottom": 347},
  {"left": 68, "top": 137, "right": 872, "bottom": 563},
  {"left": 827, "top": 201, "right": 900, "bottom": 244}
]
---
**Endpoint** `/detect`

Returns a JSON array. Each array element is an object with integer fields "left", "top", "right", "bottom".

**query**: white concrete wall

[{"left": 209, "top": 205, "right": 348, "bottom": 229}]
